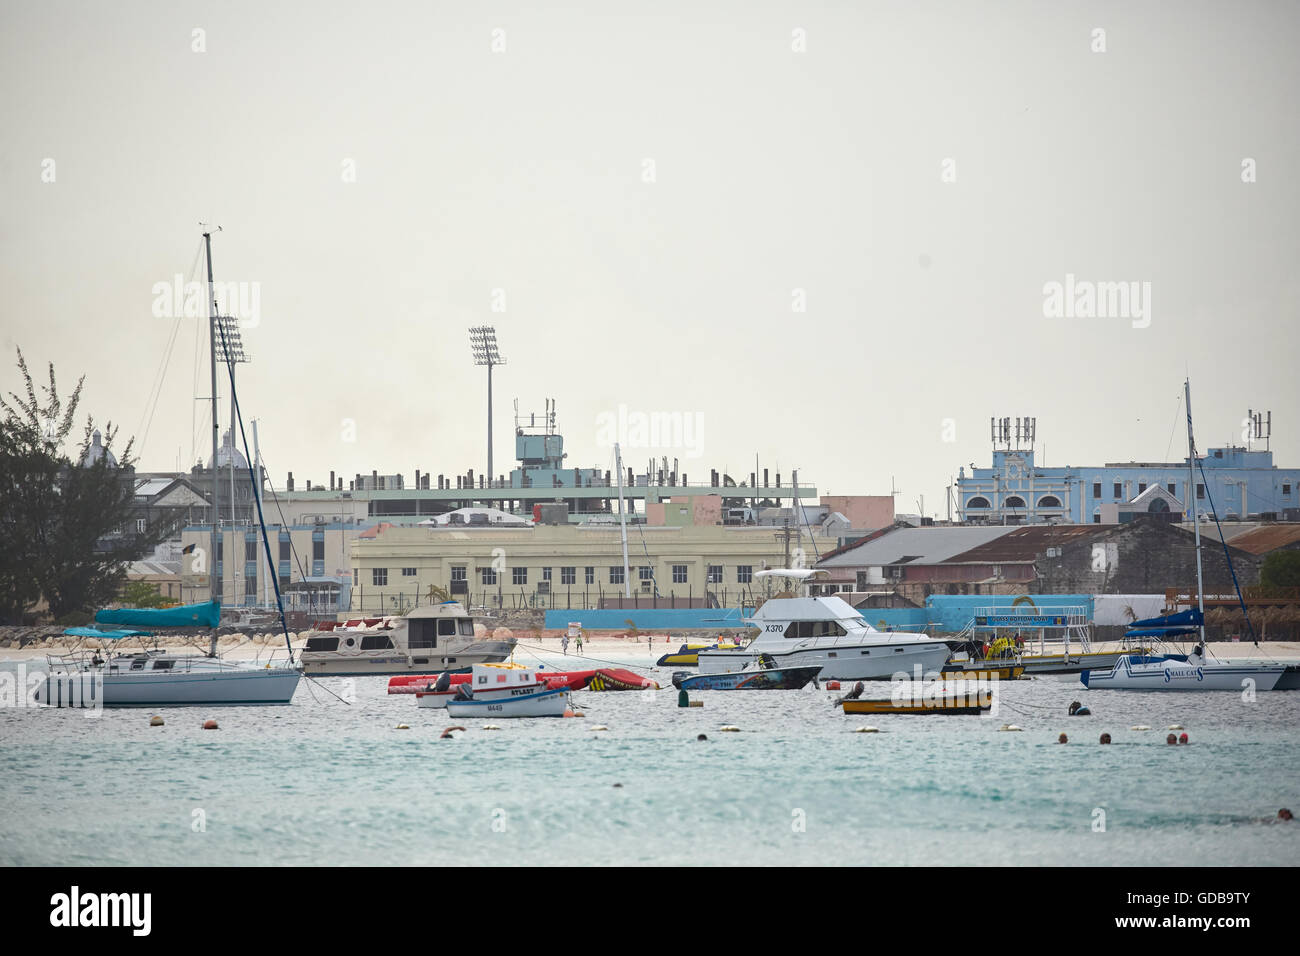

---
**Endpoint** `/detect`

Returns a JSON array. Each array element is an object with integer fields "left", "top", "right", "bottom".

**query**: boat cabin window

[
  {"left": 305, "top": 636, "right": 339, "bottom": 652},
  {"left": 438, "top": 618, "right": 458, "bottom": 637},
  {"left": 458, "top": 619, "right": 473, "bottom": 636},
  {"left": 130, "top": 659, "right": 146, "bottom": 670},
  {"left": 360, "top": 635, "right": 394, "bottom": 650},
  {"left": 151, "top": 660, "right": 174, "bottom": 670},
  {"left": 408, "top": 619, "right": 438, "bottom": 649},
  {"left": 786, "top": 621, "right": 846, "bottom": 638}
]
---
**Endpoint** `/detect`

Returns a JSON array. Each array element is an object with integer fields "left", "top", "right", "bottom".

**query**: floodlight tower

[
  {"left": 214, "top": 314, "right": 249, "bottom": 530},
  {"left": 469, "top": 326, "right": 505, "bottom": 491}
]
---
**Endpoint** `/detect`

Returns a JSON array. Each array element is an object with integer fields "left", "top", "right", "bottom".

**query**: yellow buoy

[
  {"left": 591, "top": 725, "right": 609, "bottom": 731},
  {"left": 482, "top": 724, "right": 501, "bottom": 730},
  {"left": 720, "top": 725, "right": 741, "bottom": 732},
  {"left": 396, "top": 723, "right": 409, "bottom": 730}
]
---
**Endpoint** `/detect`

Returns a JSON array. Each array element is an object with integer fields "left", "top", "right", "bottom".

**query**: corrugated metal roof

[
  {"left": 944, "top": 525, "right": 1106, "bottom": 564},
  {"left": 1218, "top": 525, "right": 1300, "bottom": 555},
  {"left": 134, "top": 477, "right": 174, "bottom": 497},
  {"left": 816, "top": 526, "right": 1017, "bottom": 568}
]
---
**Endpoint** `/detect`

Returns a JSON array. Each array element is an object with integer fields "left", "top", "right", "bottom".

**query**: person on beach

[
  {"left": 561, "top": 635, "right": 569, "bottom": 655},
  {"left": 575, "top": 632, "right": 584, "bottom": 654}
]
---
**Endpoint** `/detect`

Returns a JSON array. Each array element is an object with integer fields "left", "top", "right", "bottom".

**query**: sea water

[{"left": 1, "top": 653, "right": 1297, "bottom": 866}]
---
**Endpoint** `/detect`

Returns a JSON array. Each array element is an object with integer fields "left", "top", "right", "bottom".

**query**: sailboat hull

[{"left": 35, "top": 662, "right": 302, "bottom": 707}]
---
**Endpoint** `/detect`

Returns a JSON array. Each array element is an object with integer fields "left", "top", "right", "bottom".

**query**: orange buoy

[
  {"left": 202, "top": 719, "right": 218, "bottom": 730},
  {"left": 826, "top": 681, "right": 841, "bottom": 691},
  {"left": 1058, "top": 733, "right": 1068, "bottom": 744},
  {"left": 563, "top": 709, "right": 575, "bottom": 718}
]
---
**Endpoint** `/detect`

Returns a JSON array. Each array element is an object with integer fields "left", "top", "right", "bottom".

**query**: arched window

[
  {"left": 967, "top": 496, "right": 991, "bottom": 509},
  {"left": 1147, "top": 498, "right": 1170, "bottom": 513},
  {"left": 1038, "top": 495, "right": 1062, "bottom": 508},
  {"left": 1005, "top": 495, "right": 1026, "bottom": 509}
]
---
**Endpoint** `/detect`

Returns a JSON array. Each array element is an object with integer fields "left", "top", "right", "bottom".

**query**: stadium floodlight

[{"left": 469, "top": 326, "right": 505, "bottom": 488}]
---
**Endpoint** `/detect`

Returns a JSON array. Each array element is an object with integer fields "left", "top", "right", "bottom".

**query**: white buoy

[
  {"left": 854, "top": 726, "right": 880, "bottom": 733},
  {"left": 998, "top": 724, "right": 1023, "bottom": 732},
  {"left": 719, "top": 725, "right": 741, "bottom": 732},
  {"left": 591, "top": 725, "right": 609, "bottom": 731},
  {"left": 1131, "top": 725, "right": 1152, "bottom": 731},
  {"left": 1167, "top": 724, "right": 1184, "bottom": 730},
  {"left": 482, "top": 724, "right": 501, "bottom": 730},
  {"left": 396, "top": 724, "right": 409, "bottom": 730}
]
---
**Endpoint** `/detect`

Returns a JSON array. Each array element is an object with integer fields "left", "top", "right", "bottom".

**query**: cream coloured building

[{"left": 347, "top": 522, "right": 838, "bottom": 614}]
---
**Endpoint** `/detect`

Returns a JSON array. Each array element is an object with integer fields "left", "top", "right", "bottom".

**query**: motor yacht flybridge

[{"left": 696, "top": 569, "right": 952, "bottom": 680}]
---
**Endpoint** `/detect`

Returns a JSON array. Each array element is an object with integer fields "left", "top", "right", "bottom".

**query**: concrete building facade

[{"left": 957, "top": 446, "right": 1299, "bottom": 526}]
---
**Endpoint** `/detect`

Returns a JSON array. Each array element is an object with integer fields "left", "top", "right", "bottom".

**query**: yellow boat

[
  {"left": 842, "top": 698, "right": 991, "bottom": 716},
  {"left": 939, "top": 664, "right": 1025, "bottom": 681},
  {"left": 655, "top": 641, "right": 740, "bottom": 667}
]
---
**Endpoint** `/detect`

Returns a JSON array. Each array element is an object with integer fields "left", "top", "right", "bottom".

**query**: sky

[{"left": 2, "top": 1, "right": 1297, "bottom": 518}]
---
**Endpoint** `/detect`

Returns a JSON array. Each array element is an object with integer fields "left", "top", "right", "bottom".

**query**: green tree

[
  {"left": 0, "top": 348, "right": 172, "bottom": 622},
  {"left": 123, "top": 580, "right": 171, "bottom": 609},
  {"left": 1260, "top": 550, "right": 1300, "bottom": 591}
]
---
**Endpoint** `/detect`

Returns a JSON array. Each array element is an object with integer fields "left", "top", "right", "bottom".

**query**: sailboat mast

[
  {"left": 1185, "top": 378, "right": 1206, "bottom": 645},
  {"left": 614, "top": 442, "right": 631, "bottom": 599},
  {"left": 204, "top": 232, "right": 221, "bottom": 657}
]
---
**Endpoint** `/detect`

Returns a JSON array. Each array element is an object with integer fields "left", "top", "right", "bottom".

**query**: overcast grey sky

[{"left": 2, "top": 1, "right": 1297, "bottom": 515}]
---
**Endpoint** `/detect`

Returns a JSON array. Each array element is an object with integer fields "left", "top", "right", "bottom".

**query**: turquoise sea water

[{"left": 2, "top": 656, "right": 1297, "bottom": 866}]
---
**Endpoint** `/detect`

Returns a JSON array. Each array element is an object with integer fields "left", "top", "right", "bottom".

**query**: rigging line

[
  {"left": 258, "top": 463, "right": 309, "bottom": 581},
  {"left": 299, "top": 672, "right": 354, "bottom": 704},
  {"left": 1162, "top": 390, "right": 1183, "bottom": 468},
  {"left": 136, "top": 239, "right": 202, "bottom": 447},
  {"left": 216, "top": 318, "right": 296, "bottom": 663},
  {"left": 138, "top": 317, "right": 183, "bottom": 457},
  {"left": 511, "top": 640, "right": 661, "bottom": 676},
  {"left": 1197, "top": 457, "right": 1259, "bottom": 646}
]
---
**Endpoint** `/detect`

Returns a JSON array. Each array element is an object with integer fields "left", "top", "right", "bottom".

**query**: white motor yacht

[
  {"left": 300, "top": 602, "right": 516, "bottom": 676},
  {"left": 697, "top": 571, "right": 951, "bottom": 680}
]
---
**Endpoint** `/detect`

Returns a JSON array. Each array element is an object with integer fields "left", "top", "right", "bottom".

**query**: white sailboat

[
  {"left": 36, "top": 232, "right": 301, "bottom": 707},
  {"left": 1081, "top": 379, "right": 1288, "bottom": 692}
]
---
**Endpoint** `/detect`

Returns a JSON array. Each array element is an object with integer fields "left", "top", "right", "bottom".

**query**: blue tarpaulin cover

[
  {"left": 95, "top": 601, "right": 221, "bottom": 629},
  {"left": 63, "top": 627, "right": 151, "bottom": 639}
]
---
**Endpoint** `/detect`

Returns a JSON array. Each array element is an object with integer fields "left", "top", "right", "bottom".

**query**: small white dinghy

[{"left": 442, "top": 663, "right": 572, "bottom": 718}]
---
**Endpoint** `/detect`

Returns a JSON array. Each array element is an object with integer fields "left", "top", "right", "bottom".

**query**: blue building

[{"left": 957, "top": 446, "right": 1299, "bottom": 525}]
